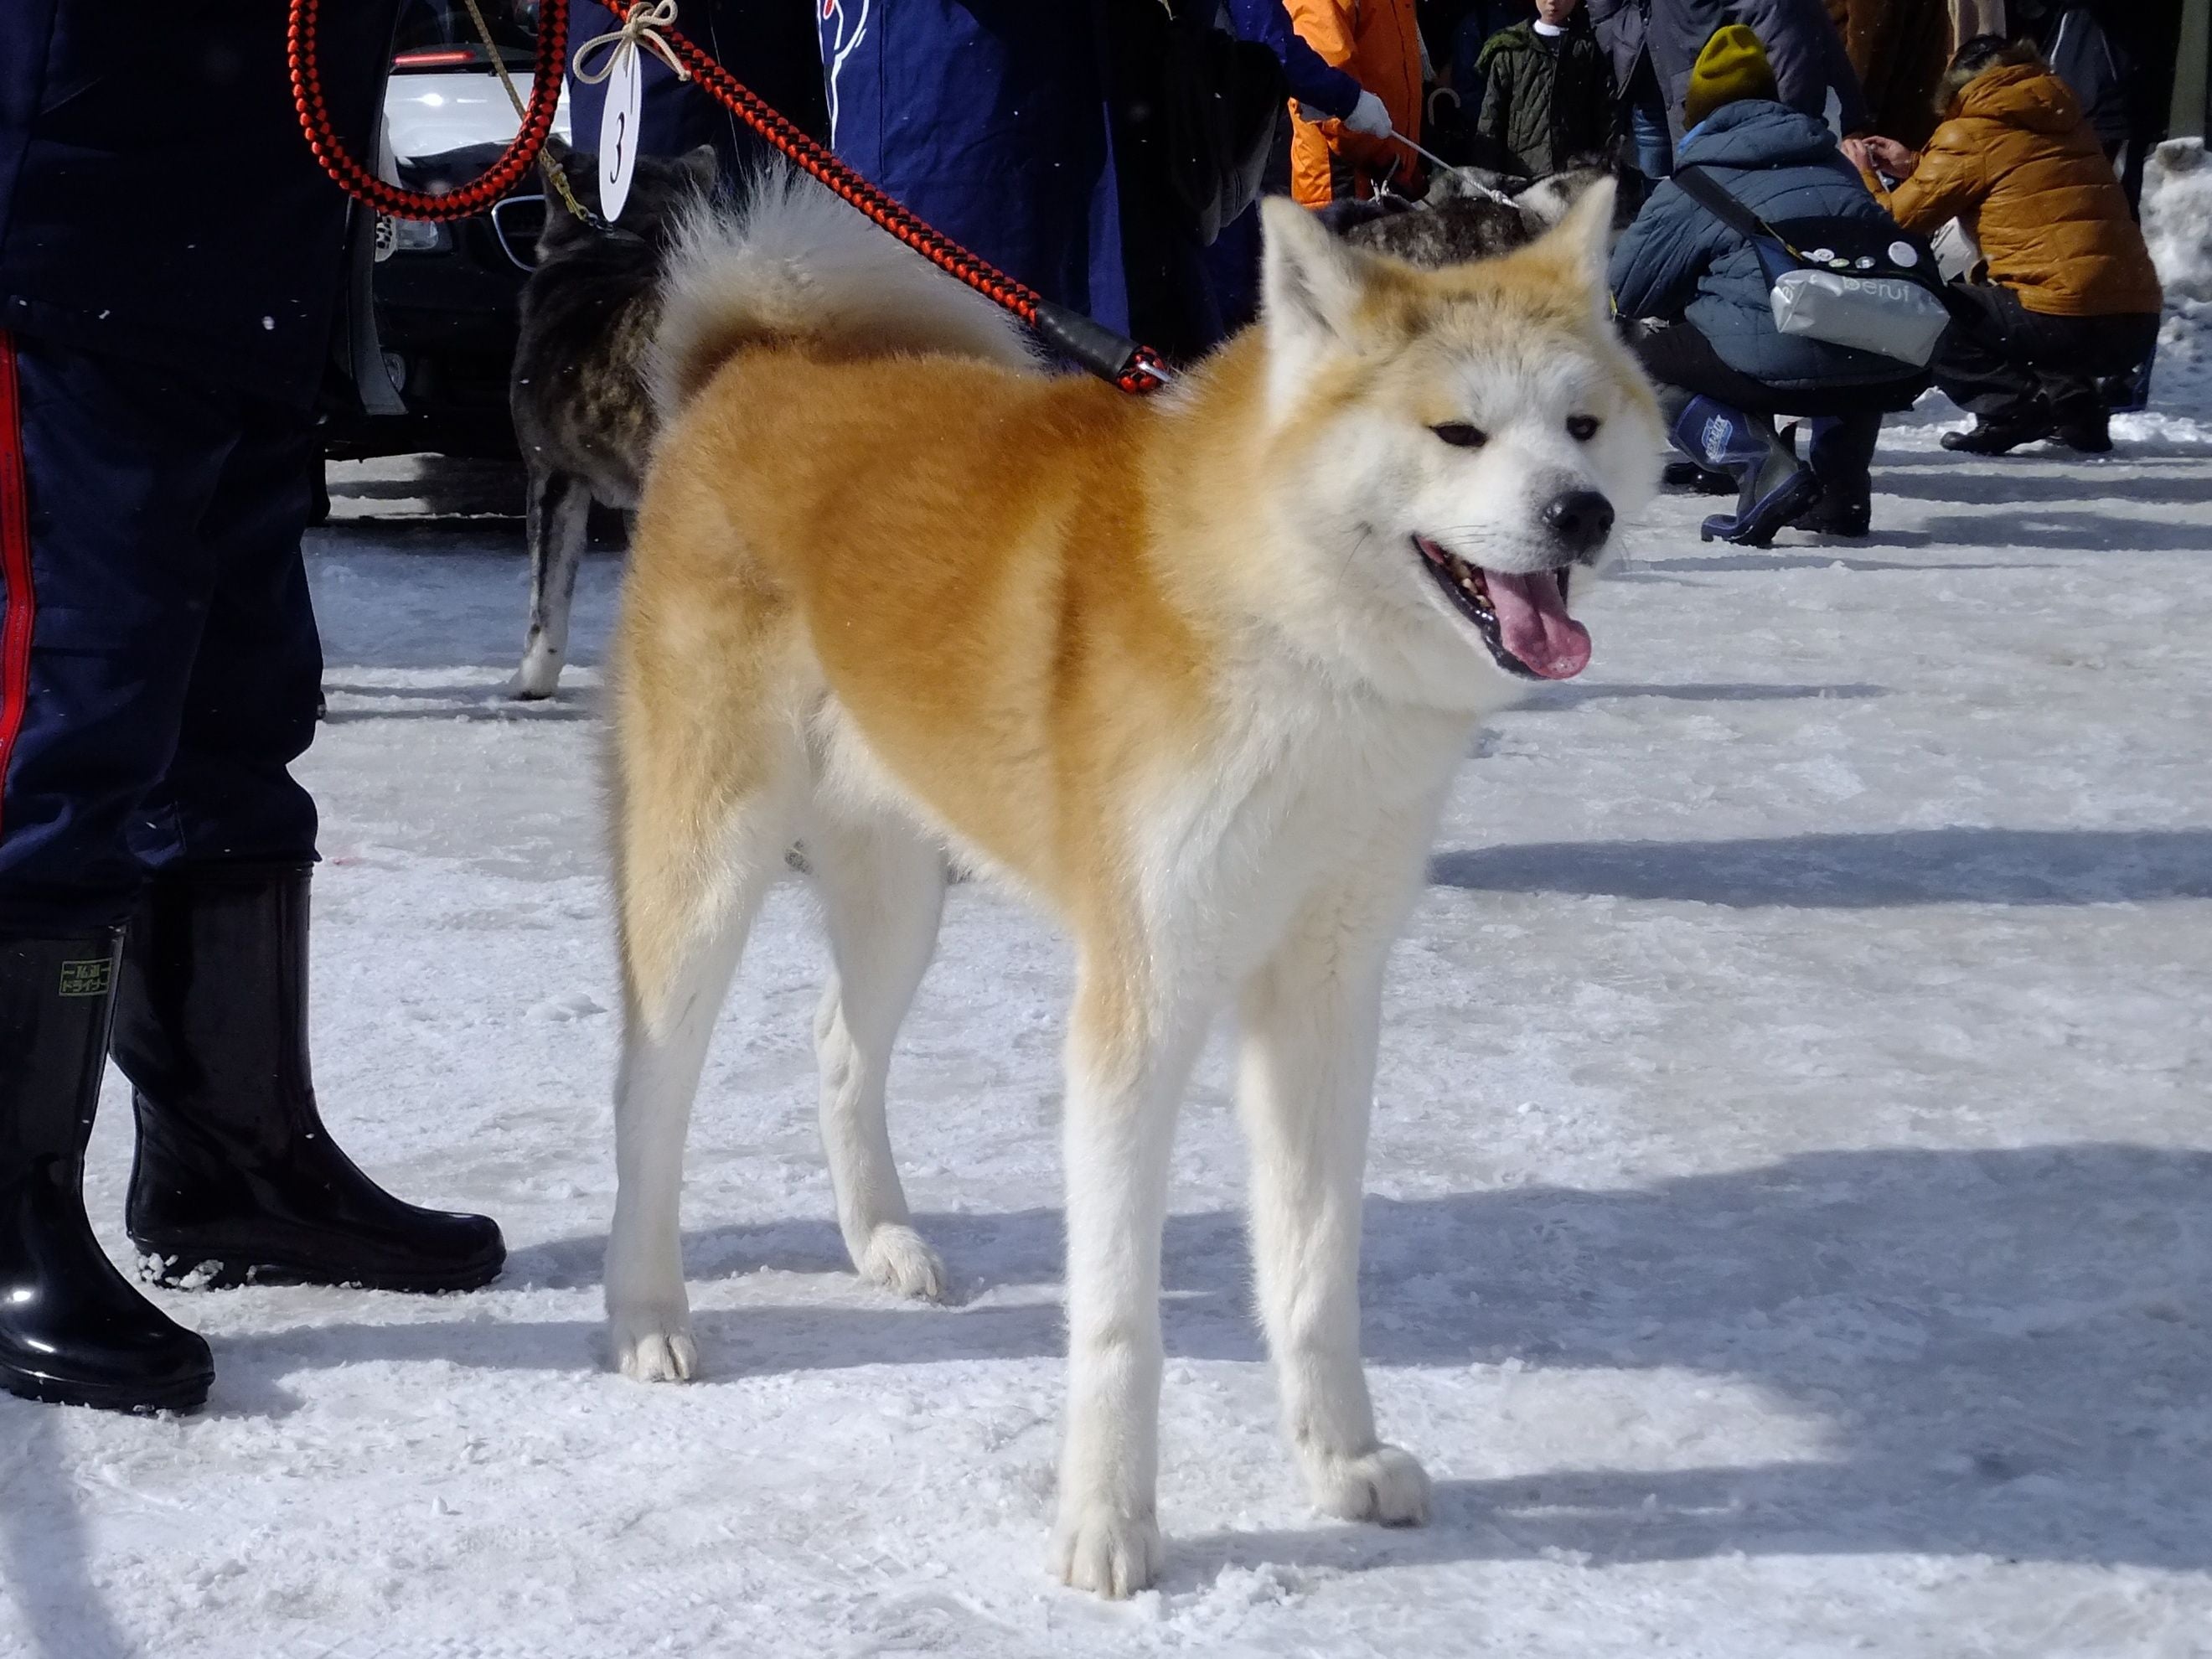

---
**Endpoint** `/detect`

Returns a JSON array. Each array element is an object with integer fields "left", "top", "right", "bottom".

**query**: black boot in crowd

[
  {"left": 1, "top": 933, "right": 214, "bottom": 1413},
  {"left": 2049, "top": 390, "right": 2113, "bottom": 455},
  {"left": 1786, "top": 413, "right": 1882, "bottom": 540},
  {"left": 1942, "top": 399, "right": 2054, "bottom": 456},
  {"left": 113, "top": 865, "right": 505, "bottom": 1293}
]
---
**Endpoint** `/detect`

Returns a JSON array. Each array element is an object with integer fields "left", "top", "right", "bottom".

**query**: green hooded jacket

[{"left": 1476, "top": 19, "right": 1615, "bottom": 181}]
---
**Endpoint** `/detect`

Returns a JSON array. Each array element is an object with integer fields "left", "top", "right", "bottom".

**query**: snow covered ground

[{"left": 8, "top": 350, "right": 2212, "bottom": 1659}]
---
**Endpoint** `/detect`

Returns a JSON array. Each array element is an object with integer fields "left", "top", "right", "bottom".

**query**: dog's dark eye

[
  {"left": 1568, "top": 415, "right": 1600, "bottom": 442},
  {"left": 1432, "top": 422, "right": 1488, "bottom": 449}
]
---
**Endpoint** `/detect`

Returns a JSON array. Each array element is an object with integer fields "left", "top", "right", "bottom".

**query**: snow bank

[{"left": 2143, "top": 138, "right": 2212, "bottom": 302}]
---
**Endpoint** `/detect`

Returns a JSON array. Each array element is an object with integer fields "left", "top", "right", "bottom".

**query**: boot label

[{"left": 58, "top": 959, "right": 112, "bottom": 997}]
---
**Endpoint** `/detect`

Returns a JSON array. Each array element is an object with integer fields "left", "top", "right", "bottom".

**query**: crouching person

[
  {"left": 1608, "top": 27, "right": 1929, "bottom": 544},
  {"left": 2, "top": 3, "right": 504, "bottom": 1414},
  {"left": 1850, "top": 36, "right": 2163, "bottom": 456}
]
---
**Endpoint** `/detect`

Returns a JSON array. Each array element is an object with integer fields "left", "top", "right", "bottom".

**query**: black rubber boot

[
  {"left": 1, "top": 933, "right": 213, "bottom": 1413},
  {"left": 2050, "top": 391, "right": 2113, "bottom": 455},
  {"left": 1787, "top": 413, "right": 1879, "bottom": 538},
  {"left": 1941, "top": 401, "right": 2054, "bottom": 455},
  {"left": 112, "top": 866, "right": 505, "bottom": 1293}
]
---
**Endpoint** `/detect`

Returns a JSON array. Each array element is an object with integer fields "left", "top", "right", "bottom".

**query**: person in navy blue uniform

[
  {"left": 817, "top": 0, "right": 1133, "bottom": 337},
  {"left": 1, "top": 1, "right": 505, "bottom": 1416}
]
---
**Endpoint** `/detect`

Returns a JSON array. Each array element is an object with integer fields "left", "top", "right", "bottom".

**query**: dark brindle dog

[
  {"left": 1328, "top": 158, "right": 1636, "bottom": 268},
  {"left": 508, "top": 144, "right": 716, "bottom": 700}
]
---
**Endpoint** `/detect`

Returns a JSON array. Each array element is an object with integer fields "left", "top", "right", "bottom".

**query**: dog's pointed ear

[
  {"left": 1530, "top": 176, "right": 1616, "bottom": 323},
  {"left": 682, "top": 143, "right": 719, "bottom": 194},
  {"left": 1536, "top": 178, "right": 1615, "bottom": 280},
  {"left": 1261, "top": 196, "right": 1377, "bottom": 397},
  {"left": 1538, "top": 176, "right": 1615, "bottom": 280}
]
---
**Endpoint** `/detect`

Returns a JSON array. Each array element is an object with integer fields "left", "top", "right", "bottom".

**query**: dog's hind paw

[
  {"left": 611, "top": 1312, "right": 700, "bottom": 1382},
  {"left": 507, "top": 654, "right": 561, "bottom": 701},
  {"left": 855, "top": 1224, "right": 947, "bottom": 1302},
  {"left": 1052, "top": 1502, "right": 1162, "bottom": 1599},
  {"left": 1306, "top": 1442, "right": 1431, "bottom": 1527}
]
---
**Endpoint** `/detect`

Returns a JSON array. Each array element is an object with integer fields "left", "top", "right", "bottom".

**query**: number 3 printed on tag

[{"left": 598, "top": 40, "right": 643, "bottom": 222}]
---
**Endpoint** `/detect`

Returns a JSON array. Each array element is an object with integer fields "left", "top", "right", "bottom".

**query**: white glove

[{"left": 1344, "top": 89, "right": 1394, "bottom": 139}]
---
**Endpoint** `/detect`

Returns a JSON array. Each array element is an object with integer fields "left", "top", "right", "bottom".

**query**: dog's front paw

[
  {"left": 855, "top": 1223, "right": 947, "bottom": 1302},
  {"left": 609, "top": 1306, "right": 699, "bottom": 1382},
  {"left": 1305, "top": 1442, "right": 1431, "bottom": 1527},
  {"left": 1052, "top": 1501, "right": 1162, "bottom": 1599}
]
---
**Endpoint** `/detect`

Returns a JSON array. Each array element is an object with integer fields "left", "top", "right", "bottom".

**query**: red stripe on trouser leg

[{"left": 0, "top": 332, "right": 34, "bottom": 841}]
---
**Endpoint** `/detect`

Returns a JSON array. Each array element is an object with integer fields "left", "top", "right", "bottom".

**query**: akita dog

[{"left": 605, "top": 169, "right": 1659, "bottom": 1596}]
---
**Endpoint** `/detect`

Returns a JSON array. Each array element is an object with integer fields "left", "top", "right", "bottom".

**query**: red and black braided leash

[{"left": 287, "top": 0, "right": 1172, "bottom": 394}]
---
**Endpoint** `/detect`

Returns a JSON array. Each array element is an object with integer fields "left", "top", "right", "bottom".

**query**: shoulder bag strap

[{"left": 1669, "top": 164, "right": 1790, "bottom": 251}]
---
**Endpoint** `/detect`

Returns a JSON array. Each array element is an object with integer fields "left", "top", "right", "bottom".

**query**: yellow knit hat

[{"left": 1683, "top": 24, "right": 1779, "bottom": 128}]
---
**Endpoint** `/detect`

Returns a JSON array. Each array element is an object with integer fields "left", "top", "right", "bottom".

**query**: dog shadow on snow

[{"left": 204, "top": 1140, "right": 2212, "bottom": 1585}]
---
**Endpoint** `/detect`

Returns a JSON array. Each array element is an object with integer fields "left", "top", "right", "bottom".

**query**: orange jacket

[
  {"left": 1868, "top": 65, "right": 2162, "bottom": 318},
  {"left": 1284, "top": 0, "right": 1424, "bottom": 206}
]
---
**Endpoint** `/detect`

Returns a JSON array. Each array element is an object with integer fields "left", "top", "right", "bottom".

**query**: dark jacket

[
  {"left": 2037, "top": 5, "right": 2131, "bottom": 156},
  {"left": 1608, "top": 99, "right": 1906, "bottom": 389},
  {"left": 820, "top": 0, "right": 1129, "bottom": 332},
  {"left": 1452, "top": 1, "right": 1541, "bottom": 112},
  {"left": 1643, "top": 0, "right": 1866, "bottom": 141},
  {"left": 1588, "top": 0, "right": 1653, "bottom": 92},
  {"left": 1232, "top": 0, "right": 1363, "bottom": 120},
  {"left": 0, "top": 0, "right": 396, "bottom": 406},
  {"left": 1476, "top": 21, "right": 1615, "bottom": 179}
]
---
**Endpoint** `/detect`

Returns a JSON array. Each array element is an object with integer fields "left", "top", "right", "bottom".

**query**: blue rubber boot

[{"left": 1669, "top": 397, "right": 1822, "bottom": 548}]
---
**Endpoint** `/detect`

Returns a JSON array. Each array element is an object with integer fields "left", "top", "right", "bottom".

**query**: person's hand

[
  {"left": 1344, "top": 90, "right": 1394, "bottom": 139},
  {"left": 1861, "top": 135, "right": 1920, "bottom": 178},
  {"left": 1841, "top": 136, "right": 1877, "bottom": 173}
]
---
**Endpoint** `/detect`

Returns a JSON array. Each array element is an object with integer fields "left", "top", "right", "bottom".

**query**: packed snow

[{"left": 7, "top": 230, "right": 2212, "bottom": 1659}]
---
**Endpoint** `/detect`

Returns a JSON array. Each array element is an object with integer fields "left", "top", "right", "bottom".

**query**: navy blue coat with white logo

[
  {"left": 1608, "top": 99, "right": 1905, "bottom": 393},
  {"left": 817, "top": 0, "right": 1130, "bottom": 334}
]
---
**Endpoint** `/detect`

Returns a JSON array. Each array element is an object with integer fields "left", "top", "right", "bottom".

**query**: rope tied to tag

[{"left": 571, "top": 1, "right": 689, "bottom": 85}]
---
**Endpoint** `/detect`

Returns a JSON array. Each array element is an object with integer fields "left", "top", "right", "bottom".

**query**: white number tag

[{"left": 598, "top": 40, "right": 643, "bottom": 223}]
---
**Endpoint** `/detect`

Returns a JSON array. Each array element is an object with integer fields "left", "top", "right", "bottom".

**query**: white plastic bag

[{"left": 1770, "top": 268, "right": 1952, "bottom": 368}]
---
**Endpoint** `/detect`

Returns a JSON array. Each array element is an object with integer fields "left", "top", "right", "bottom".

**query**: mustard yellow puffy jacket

[{"left": 1868, "top": 65, "right": 2161, "bottom": 318}]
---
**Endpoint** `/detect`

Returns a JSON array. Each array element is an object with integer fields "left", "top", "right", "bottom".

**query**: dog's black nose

[{"left": 1543, "top": 489, "right": 1615, "bottom": 555}]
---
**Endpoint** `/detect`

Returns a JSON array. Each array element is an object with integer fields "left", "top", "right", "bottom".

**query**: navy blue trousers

[{"left": 0, "top": 331, "right": 319, "bottom": 936}]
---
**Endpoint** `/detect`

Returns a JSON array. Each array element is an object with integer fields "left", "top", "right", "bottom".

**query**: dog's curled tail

[{"left": 652, "top": 163, "right": 1039, "bottom": 418}]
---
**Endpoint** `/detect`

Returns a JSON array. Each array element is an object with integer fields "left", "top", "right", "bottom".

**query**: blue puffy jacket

[{"left": 1607, "top": 99, "right": 1904, "bottom": 392}]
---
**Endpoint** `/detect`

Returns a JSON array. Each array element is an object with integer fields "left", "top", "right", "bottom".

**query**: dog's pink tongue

[{"left": 1483, "top": 570, "right": 1591, "bottom": 680}]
